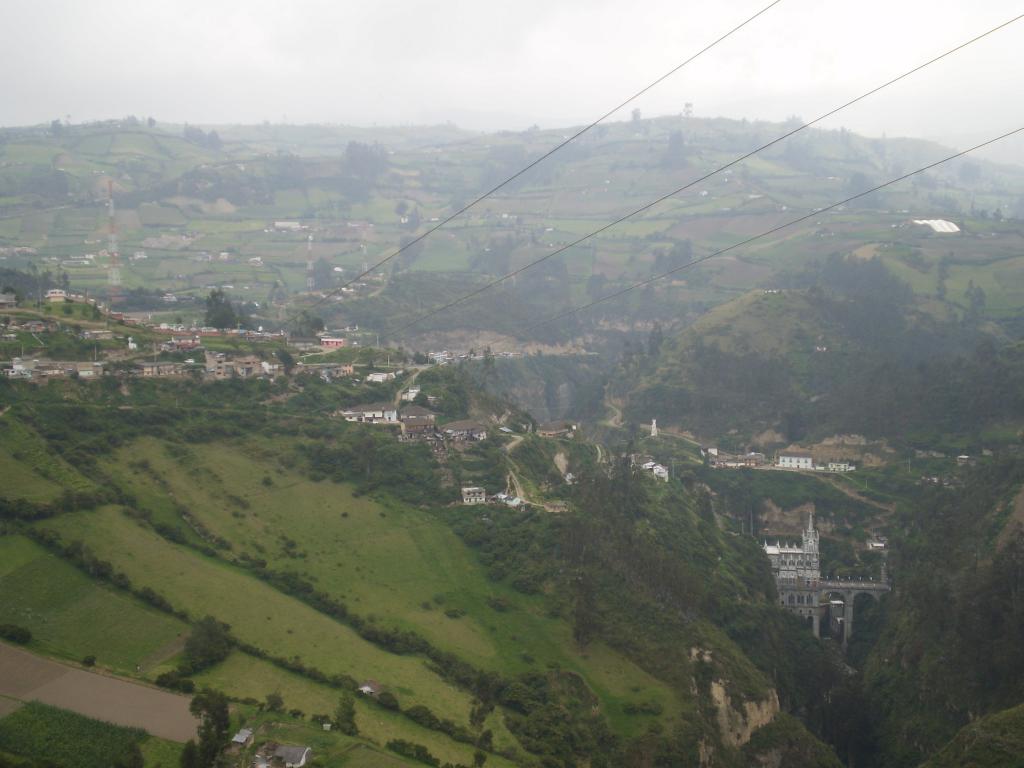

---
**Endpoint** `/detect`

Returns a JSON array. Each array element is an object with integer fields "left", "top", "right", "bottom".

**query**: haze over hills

[
  {"left": 1, "top": 65, "right": 1023, "bottom": 768},
  {"left": 2, "top": 114, "right": 1023, "bottom": 354}
]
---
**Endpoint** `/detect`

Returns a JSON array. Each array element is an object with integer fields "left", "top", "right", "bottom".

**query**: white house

[
  {"left": 651, "top": 464, "right": 669, "bottom": 481},
  {"left": 366, "top": 371, "right": 395, "bottom": 383},
  {"left": 827, "top": 461, "right": 854, "bottom": 473},
  {"left": 461, "top": 487, "right": 486, "bottom": 505},
  {"left": 401, "top": 385, "right": 421, "bottom": 402},
  {"left": 230, "top": 728, "right": 253, "bottom": 747},
  {"left": 45, "top": 288, "right": 67, "bottom": 303},
  {"left": 340, "top": 403, "right": 398, "bottom": 423},
  {"left": 778, "top": 452, "right": 813, "bottom": 470},
  {"left": 273, "top": 745, "right": 311, "bottom": 768}
]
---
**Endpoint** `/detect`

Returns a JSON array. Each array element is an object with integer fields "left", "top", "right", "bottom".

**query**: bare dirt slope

[{"left": 0, "top": 642, "right": 198, "bottom": 741}]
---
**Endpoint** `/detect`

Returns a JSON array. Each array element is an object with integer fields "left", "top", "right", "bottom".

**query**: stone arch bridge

[{"left": 777, "top": 577, "right": 890, "bottom": 646}]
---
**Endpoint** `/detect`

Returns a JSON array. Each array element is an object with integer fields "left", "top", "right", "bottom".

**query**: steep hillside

[
  {"left": 920, "top": 703, "right": 1024, "bottom": 768},
  {"left": 620, "top": 255, "right": 1024, "bottom": 447},
  {"left": 862, "top": 458, "right": 1024, "bottom": 768},
  {"left": 0, "top": 375, "right": 848, "bottom": 767}
]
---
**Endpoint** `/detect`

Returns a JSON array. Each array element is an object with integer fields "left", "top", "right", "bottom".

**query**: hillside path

[
  {"left": 818, "top": 474, "right": 895, "bottom": 513},
  {"left": 393, "top": 368, "right": 423, "bottom": 408}
]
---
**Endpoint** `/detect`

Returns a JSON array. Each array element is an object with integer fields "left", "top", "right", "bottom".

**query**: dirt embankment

[{"left": 710, "top": 681, "right": 779, "bottom": 748}]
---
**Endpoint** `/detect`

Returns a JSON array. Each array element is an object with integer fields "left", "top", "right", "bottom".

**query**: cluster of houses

[
  {"left": 230, "top": 726, "right": 311, "bottom": 768},
  {"left": 337, "top": 402, "right": 490, "bottom": 445},
  {"left": 3, "top": 357, "right": 103, "bottom": 379},
  {"left": 132, "top": 352, "right": 285, "bottom": 380},
  {"left": 631, "top": 454, "right": 669, "bottom": 481},
  {"left": 427, "top": 349, "right": 523, "bottom": 365},
  {"left": 461, "top": 486, "right": 526, "bottom": 508},
  {"left": 703, "top": 447, "right": 855, "bottom": 473}
]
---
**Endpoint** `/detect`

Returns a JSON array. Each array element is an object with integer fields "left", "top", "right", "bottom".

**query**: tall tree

[
  {"left": 204, "top": 289, "right": 237, "bottom": 329},
  {"left": 190, "top": 690, "right": 230, "bottom": 767},
  {"left": 179, "top": 740, "right": 200, "bottom": 768},
  {"left": 334, "top": 692, "right": 358, "bottom": 735}
]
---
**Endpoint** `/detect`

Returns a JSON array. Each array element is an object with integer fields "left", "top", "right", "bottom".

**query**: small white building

[
  {"left": 45, "top": 288, "right": 67, "bottom": 303},
  {"left": 272, "top": 745, "right": 311, "bottom": 768},
  {"left": 827, "top": 461, "right": 855, "bottom": 473},
  {"left": 401, "top": 385, "right": 421, "bottom": 402},
  {"left": 231, "top": 728, "right": 253, "bottom": 747},
  {"left": 778, "top": 453, "right": 814, "bottom": 470},
  {"left": 366, "top": 371, "right": 396, "bottom": 384},
  {"left": 651, "top": 464, "right": 669, "bottom": 481}
]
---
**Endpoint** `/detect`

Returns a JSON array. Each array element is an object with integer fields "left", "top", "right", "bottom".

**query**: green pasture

[
  {"left": 0, "top": 419, "right": 96, "bottom": 497},
  {"left": 35, "top": 505, "right": 476, "bottom": 726},
  {"left": 0, "top": 535, "right": 187, "bottom": 673},
  {"left": 100, "top": 436, "right": 683, "bottom": 737}
]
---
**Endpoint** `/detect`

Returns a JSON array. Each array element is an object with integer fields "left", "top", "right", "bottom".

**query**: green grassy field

[
  {"left": 35, "top": 505, "right": 477, "bottom": 727},
  {"left": 0, "top": 536, "right": 187, "bottom": 673},
  {"left": 0, "top": 701, "right": 179, "bottom": 768},
  {"left": 100, "top": 436, "right": 683, "bottom": 736},
  {"left": 0, "top": 419, "right": 96, "bottom": 500},
  {"left": 0, "top": 446, "right": 63, "bottom": 502}
]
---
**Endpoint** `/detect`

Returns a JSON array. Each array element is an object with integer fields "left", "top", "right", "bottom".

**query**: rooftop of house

[
  {"left": 273, "top": 745, "right": 311, "bottom": 763},
  {"left": 403, "top": 416, "right": 435, "bottom": 428},
  {"left": 400, "top": 405, "right": 435, "bottom": 419},
  {"left": 347, "top": 402, "right": 396, "bottom": 412},
  {"left": 443, "top": 419, "right": 486, "bottom": 431},
  {"left": 538, "top": 421, "right": 574, "bottom": 432}
]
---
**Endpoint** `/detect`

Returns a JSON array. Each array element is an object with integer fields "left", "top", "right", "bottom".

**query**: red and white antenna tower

[
  {"left": 306, "top": 234, "right": 315, "bottom": 292},
  {"left": 107, "top": 180, "right": 121, "bottom": 307}
]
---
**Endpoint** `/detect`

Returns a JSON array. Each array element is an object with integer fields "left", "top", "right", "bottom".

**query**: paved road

[{"left": 0, "top": 642, "right": 198, "bottom": 741}]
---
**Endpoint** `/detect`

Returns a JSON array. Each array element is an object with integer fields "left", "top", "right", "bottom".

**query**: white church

[{"left": 763, "top": 512, "right": 820, "bottom": 583}]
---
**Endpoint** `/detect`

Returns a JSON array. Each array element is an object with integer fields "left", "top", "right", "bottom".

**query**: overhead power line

[
  {"left": 380, "top": 12, "right": 1024, "bottom": 340},
  {"left": 293, "top": 0, "right": 785, "bottom": 318},
  {"left": 520, "top": 126, "right": 1024, "bottom": 335}
]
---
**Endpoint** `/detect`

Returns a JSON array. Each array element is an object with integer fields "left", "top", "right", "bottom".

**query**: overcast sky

[{"left": 3, "top": 0, "right": 1023, "bottom": 157}]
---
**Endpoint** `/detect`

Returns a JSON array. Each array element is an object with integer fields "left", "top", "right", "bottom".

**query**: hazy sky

[{"left": 3, "top": 0, "right": 1023, "bottom": 152}]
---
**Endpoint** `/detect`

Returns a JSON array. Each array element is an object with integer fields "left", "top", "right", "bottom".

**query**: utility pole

[{"left": 107, "top": 180, "right": 121, "bottom": 308}]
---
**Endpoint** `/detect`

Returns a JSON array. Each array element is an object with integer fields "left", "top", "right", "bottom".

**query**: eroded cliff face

[{"left": 710, "top": 680, "right": 780, "bottom": 749}]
